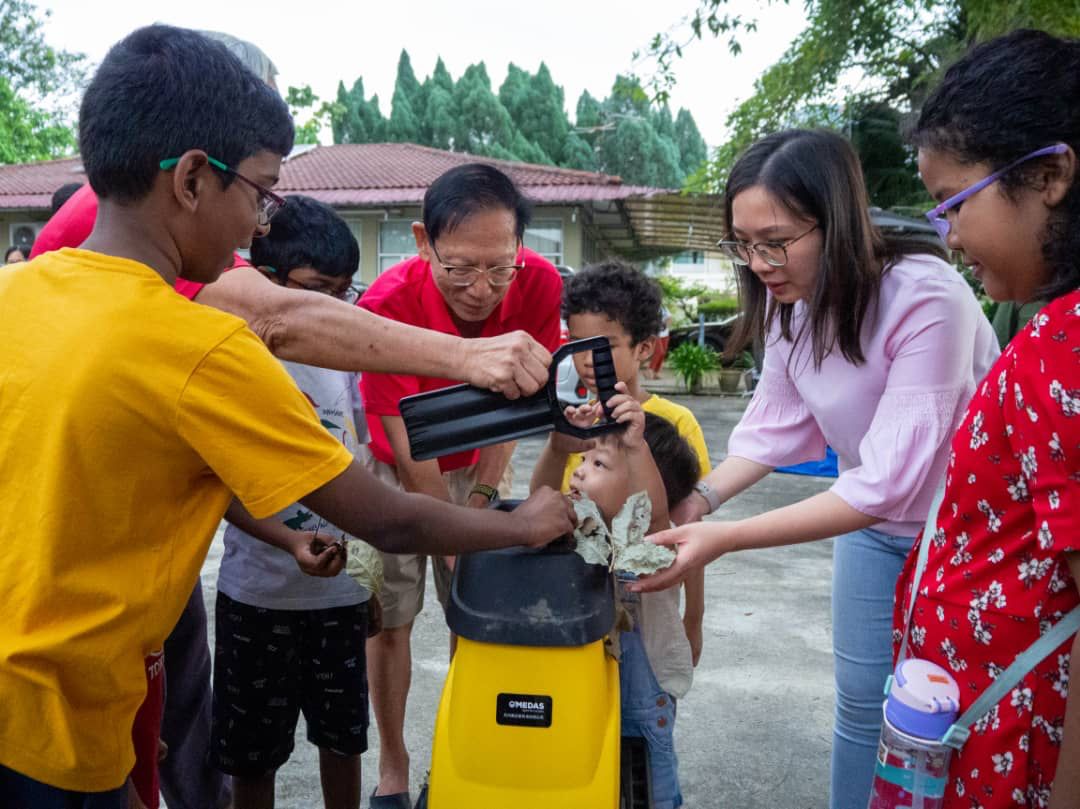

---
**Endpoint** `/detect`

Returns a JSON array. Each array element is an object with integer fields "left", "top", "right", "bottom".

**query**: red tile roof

[
  {"left": 0, "top": 157, "right": 86, "bottom": 209},
  {"left": 0, "top": 143, "right": 670, "bottom": 210}
]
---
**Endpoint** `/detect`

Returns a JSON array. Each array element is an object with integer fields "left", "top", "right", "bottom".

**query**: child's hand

[
  {"left": 549, "top": 402, "right": 601, "bottom": 454},
  {"left": 605, "top": 382, "right": 645, "bottom": 450},
  {"left": 292, "top": 530, "right": 346, "bottom": 577}
]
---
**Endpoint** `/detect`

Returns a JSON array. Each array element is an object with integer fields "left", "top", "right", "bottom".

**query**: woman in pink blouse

[{"left": 634, "top": 129, "right": 999, "bottom": 809}]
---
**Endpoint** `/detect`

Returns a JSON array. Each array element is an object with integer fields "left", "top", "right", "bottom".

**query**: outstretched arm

[
  {"left": 299, "top": 458, "right": 576, "bottom": 556},
  {"left": 194, "top": 267, "right": 551, "bottom": 397},
  {"left": 632, "top": 491, "right": 878, "bottom": 593}
]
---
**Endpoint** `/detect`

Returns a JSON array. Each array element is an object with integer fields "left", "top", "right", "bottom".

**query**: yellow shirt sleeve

[{"left": 177, "top": 327, "right": 354, "bottom": 518}]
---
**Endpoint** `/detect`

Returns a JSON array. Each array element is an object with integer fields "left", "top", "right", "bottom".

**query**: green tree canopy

[
  {"left": 0, "top": 0, "right": 86, "bottom": 163},
  {"left": 331, "top": 77, "right": 386, "bottom": 144},
  {"left": 387, "top": 50, "right": 423, "bottom": 143},
  {"left": 285, "top": 84, "right": 337, "bottom": 145},
  {"left": 323, "top": 52, "right": 709, "bottom": 185},
  {"left": 649, "top": 0, "right": 1080, "bottom": 197},
  {"left": 452, "top": 62, "right": 516, "bottom": 157},
  {"left": 568, "top": 74, "right": 701, "bottom": 187}
]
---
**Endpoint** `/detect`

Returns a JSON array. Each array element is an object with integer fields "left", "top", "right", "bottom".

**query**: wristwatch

[
  {"left": 693, "top": 481, "right": 722, "bottom": 514},
  {"left": 469, "top": 483, "right": 500, "bottom": 505}
]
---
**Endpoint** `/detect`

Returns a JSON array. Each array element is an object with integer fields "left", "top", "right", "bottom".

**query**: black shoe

[{"left": 369, "top": 789, "right": 411, "bottom": 809}]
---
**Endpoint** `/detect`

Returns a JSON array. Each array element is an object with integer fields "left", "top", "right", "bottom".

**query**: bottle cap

[{"left": 885, "top": 658, "right": 960, "bottom": 741}]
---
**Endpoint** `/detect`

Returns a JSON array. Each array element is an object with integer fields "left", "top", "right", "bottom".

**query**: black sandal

[{"left": 369, "top": 789, "right": 411, "bottom": 809}]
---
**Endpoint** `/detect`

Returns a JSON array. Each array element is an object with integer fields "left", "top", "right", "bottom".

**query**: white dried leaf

[{"left": 345, "top": 540, "right": 384, "bottom": 596}]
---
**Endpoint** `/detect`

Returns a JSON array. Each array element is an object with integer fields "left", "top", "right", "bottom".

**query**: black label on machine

[{"left": 496, "top": 692, "right": 552, "bottom": 728}]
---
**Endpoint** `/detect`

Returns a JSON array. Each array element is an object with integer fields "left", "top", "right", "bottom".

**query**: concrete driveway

[{"left": 195, "top": 395, "right": 837, "bottom": 809}]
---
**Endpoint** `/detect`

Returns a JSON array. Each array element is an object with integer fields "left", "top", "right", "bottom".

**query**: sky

[{"left": 36, "top": 0, "right": 809, "bottom": 148}]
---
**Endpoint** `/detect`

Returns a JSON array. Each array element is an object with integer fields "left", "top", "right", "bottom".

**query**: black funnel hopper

[{"left": 399, "top": 337, "right": 624, "bottom": 461}]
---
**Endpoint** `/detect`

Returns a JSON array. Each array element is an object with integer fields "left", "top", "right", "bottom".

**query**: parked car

[{"left": 667, "top": 313, "right": 741, "bottom": 356}]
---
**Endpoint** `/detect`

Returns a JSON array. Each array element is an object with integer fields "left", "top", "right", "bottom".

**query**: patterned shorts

[{"left": 211, "top": 593, "right": 370, "bottom": 776}]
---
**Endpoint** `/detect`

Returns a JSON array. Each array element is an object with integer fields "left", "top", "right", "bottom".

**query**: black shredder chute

[{"left": 399, "top": 337, "right": 624, "bottom": 461}]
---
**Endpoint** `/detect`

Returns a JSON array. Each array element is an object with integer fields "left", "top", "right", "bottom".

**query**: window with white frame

[
  {"left": 378, "top": 220, "right": 415, "bottom": 273},
  {"left": 524, "top": 219, "right": 563, "bottom": 265}
]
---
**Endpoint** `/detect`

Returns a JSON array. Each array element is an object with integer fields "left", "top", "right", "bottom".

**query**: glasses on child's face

[
  {"left": 159, "top": 155, "right": 286, "bottom": 228},
  {"left": 924, "top": 143, "right": 1069, "bottom": 242},
  {"left": 429, "top": 242, "right": 524, "bottom": 288},
  {"left": 279, "top": 271, "right": 361, "bottom": 304}
]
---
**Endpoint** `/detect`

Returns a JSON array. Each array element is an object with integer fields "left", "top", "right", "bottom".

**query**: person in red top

[
  {"left": 359, "top": 163, "right": 561, "bottom": 807},
  {"left": 893, "top": 31, "right": 1080, "bottom": 808}
]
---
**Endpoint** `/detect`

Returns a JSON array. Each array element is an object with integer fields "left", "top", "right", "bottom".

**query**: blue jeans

[
  {"left": 830, "top": 527, "right": 914, "bottom": 809},
  {"left": 0, "top": 764, "right": 126, "bottom": 809},
  {"left": 619, "top": 628, "right": 682, "bottom": 809}
]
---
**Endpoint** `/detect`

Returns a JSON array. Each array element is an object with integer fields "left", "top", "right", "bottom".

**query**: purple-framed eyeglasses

[{"left": 925, "top": 143, "right": 1069, "bottom": 242}]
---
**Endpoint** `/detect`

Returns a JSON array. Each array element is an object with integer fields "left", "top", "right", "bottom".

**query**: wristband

[
  {"left": 693, "top": 481, "right": 722, "bottom": 514},
  {"left": 469, "top": 483, "right": 499, "bottom": 504}
]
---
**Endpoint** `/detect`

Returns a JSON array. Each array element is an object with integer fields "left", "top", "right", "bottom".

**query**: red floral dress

[{"left": 894, "top": 291, "right": 1080, "bottom": 808}]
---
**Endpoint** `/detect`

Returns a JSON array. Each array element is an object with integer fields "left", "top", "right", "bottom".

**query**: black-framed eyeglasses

[
  {"left": 429, "top": 242, "right": 524, "bottom": 288},
  {"left": 717, "top": 224, "right": 818, "bottom": 268},
  {"left": 270, "top": 267, "right": 361, "bottom": 304},
  {"left": 159, "top": 155, "right": 286, "bottom": 227}
]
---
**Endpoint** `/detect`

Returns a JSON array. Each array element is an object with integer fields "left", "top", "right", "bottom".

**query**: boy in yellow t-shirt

[
  {"left": 0, "top": 26, "right": 573, "bottom": 806},
  {"left": 530, "top": 261, "right": 712, "bottom": 809},
  {"left": 531, "top": 260, "right": 712, "bottom": 658}
]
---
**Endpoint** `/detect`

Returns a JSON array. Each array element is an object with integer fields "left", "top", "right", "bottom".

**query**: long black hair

[
  {"left": 726, "top": 129, "right": 945, "bottom": 368},
  {"left": 909, "top": 29, "right": 1080, "bottom": 302}
]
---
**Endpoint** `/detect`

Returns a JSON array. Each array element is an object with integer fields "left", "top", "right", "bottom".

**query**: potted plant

[
  {"left": 667, "top": 341, "right": 719, "bottom": 393},
  {"left": 718, "top": 350, "right": 755, "bottom": 394}
]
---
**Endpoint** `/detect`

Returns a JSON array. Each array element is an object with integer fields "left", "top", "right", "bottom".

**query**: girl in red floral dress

[{"left": 895, "top": 30, "right": 1080, "bottom": 809}]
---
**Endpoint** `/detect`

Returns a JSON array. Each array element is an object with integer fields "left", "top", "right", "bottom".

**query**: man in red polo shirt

[{"left": 360, "top": 163, "right": 561, "bottom": 807}]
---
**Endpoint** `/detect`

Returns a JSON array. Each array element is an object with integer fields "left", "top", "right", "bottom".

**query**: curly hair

[
  {"left": 561, "top": 260, "right": 663, "bottom": 345},
  {"left": 910, "top": 29, "right": 1080, "bottom": 301}
]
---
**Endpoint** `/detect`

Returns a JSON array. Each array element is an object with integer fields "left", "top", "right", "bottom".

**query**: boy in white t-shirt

[{"left": 212, "top": 196, "right": 376, "bottom": 809}]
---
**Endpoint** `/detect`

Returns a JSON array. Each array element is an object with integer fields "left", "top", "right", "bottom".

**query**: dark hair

[
  {"left": 561, "top": 260, "right": 663, "bottom": 345},
  {"left": 643, "top": 413, "right": 700, "bottom": 509},
  {"left": 910, "top": 29, "right": 1080, "bottom": 301},
  {"left": 78, "top": 25, "right": 294, "bottom": 203},
  {"left": 4, "top": 246, "right": 25, "bottom": 262},
  {"left": 250, "top": 195, "right": 359, "bottom": 278},
  {"left": 726, "top": 129, "right": 945, "bottom": 368},
  {"left": 422, "top": 163, "right": 531, "bottom": 243},
  {"left": 50, "top": 182, "right": 83, "bottom": 215}
]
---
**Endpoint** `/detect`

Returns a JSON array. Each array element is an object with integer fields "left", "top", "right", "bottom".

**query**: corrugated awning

[{"left": 580, "top": 191, "right": 725, "bottom": 259}]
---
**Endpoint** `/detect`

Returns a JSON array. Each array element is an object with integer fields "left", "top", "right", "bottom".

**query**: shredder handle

[{"left": 398, "top": 336, "right": 625, "bottom": 461}]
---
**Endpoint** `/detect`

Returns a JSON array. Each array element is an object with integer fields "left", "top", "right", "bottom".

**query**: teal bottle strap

[
  {"left": 940, "top": 604, "right": 1080, "bottom": 750},
  {"left": 895, "top": 485, "right": 1080, "bottom": 752},
  {"left": 897, "top": 486, "right": 945, "bottom": 664}
]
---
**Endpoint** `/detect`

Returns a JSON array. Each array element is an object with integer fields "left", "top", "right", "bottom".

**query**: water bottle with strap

[{"left": 868, "top": 487, "right": 1080, "bottom": 809}]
